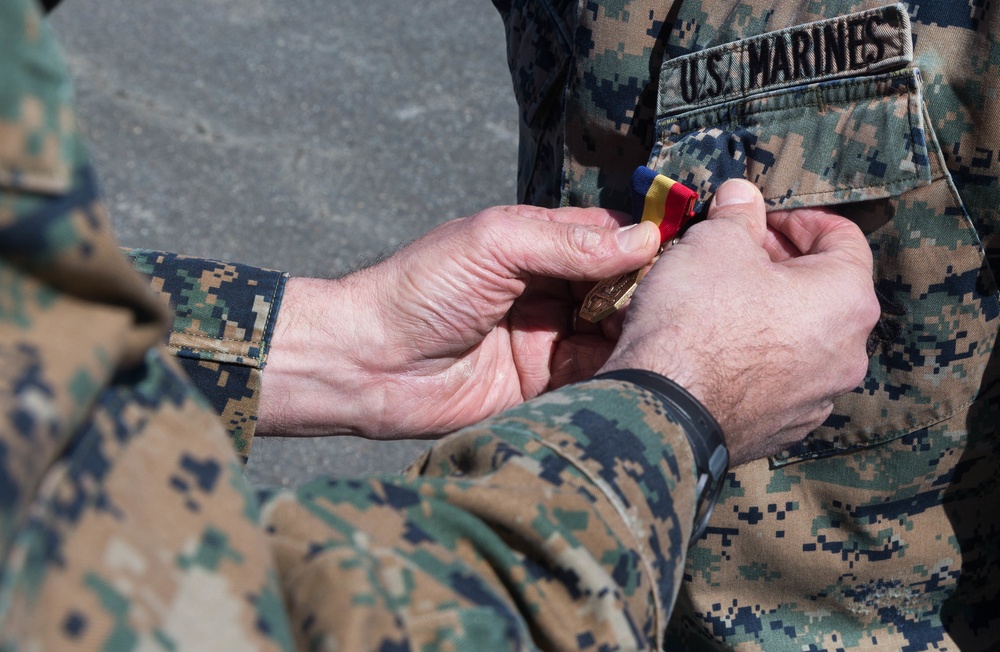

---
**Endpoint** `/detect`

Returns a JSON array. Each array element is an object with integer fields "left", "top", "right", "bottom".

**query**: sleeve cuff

[
  {"left": 413, "top": 378, "right": 702, "bottom": 621},
  {"left": 124, "top": 248, "right": 288, "bottom": 459},
  {"left": 594, "top": 370, "right": 729, "bottom": 545}
]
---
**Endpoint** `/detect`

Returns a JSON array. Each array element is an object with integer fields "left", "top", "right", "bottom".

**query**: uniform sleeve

[
  {"left": 0, "top": 2, "right": 294, "bottom": 648},
  {"left": 260, "top": 378, "right": 700, "bottom": 651},
  {"left": 124, "top": 249, "right": 287, "bottom": 460}
]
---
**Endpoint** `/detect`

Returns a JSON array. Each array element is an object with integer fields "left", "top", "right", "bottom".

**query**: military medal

[
  {"left": 578, "top": 268, "right": 644, "bottom": 323},
  {"left": 579, "top": 167, "right": 698, "bottom": 323}
]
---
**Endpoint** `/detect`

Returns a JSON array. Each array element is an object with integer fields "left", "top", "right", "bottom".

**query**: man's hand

[
  {"left": 258, "top": 205, "right": 661, "bottom": 438},
  {"left": 601, "top": 179, "right": 880, "bottom": 465}
]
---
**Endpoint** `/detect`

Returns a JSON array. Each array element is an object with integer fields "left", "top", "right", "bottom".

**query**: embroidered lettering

[
  {"left": 770, "top": 34, "right": 792, "bottom": 84},
  {"left": 824, "top": 22, "right": 847, "bottom": 74},
  {"left": 792, "top": 31, "right": 812, "bottom": 79},
  {"left": 660, "top": 4, "right": 913, "bottom": 114},
  {"left": 707, "top": 53, "right": 725, "bottom": 97},
  {"left": 865, "top": 16, "right": 887, "bottom": 63},
  {"left": 747, "top": 38, "right": 770, "bottom": 90},
  {"left": 681, "top": 58, "right": 699, "bottom": 104}
]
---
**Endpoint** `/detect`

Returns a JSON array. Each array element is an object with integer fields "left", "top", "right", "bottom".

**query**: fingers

[
  {"left": 705, "top": 179, "right": 768, "bottom": 246},
  {"left": 705, "top": 183, "right": 871, "bottom": 273},
  {"left": 601, "top": 179, "right": 879, "bottom": 464},
  {"left": 476, "top": 208, "right": 661, "bottom": 281},
  {"left": 767, "top": 208, "right": 873, "bottom": 269},
  {"left": 762, "top": 225, "right": 800, "bottom": 262},
  {"left": 702, "top": 184, "right": 873, "bottom": 285},
  {"left": 763, "top": 207, "right": 878, "bottom": 380},
  {"left": 504, "top": 204, "right": 633, "bottom": 230}
]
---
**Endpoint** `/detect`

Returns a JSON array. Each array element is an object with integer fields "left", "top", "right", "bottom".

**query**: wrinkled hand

[
  {"left": 601, "top": 180, "right": 880, "bottom": 465},
  {"left": 259, "top": 205, "right": 661, "bottom": 438}
]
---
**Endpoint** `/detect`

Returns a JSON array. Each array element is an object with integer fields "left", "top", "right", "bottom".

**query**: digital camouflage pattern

[
  {"left": 0, "top": 1, "right": 708, "bottom": 649},
  {"left": 125, "top": 249, "right": 287, "bottom": 459},
  {"left": 0, "top": 0, "right": 291, "bottom": 647},
  {"left": 495, "top": 0, "right": 1000, "bottom": 648},
  {"left": 263, "top": 384, "right": 698, "bottom": 650}
]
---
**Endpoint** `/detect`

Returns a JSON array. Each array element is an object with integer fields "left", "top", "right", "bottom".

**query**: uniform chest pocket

[{"left": 647, "top": 68, "right": 1000, "bottom": 464}]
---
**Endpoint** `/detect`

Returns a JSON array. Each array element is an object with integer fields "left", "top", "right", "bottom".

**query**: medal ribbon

[
  {"left": 630, "top": 166, "right": 698, "bottom": 242},
  {"left": 576, "top": 167, "right": 699, "bottom": 324}
]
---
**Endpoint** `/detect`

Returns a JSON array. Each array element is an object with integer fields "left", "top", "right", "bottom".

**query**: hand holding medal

[{"left": 579, "top": 167, "right": 698, "bottom": 323}]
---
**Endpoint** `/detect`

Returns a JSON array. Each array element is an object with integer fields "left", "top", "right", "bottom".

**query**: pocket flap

[{"left": 650, "top": 68, "right": 931, "bottom": 212}]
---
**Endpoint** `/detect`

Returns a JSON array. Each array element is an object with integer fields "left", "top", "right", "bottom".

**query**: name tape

[{"left": 659, "top": 3, "right": 912, "bottom": 114}]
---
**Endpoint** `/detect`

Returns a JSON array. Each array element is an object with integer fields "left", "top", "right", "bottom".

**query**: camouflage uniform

[
  {"left": 494, "top": 0, "right": 1000, "bottom": 648},
  {"left": 0, "top": 0, "right": 711, "bottom": 649}
]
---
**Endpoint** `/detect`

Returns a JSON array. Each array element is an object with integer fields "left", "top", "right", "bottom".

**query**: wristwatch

[{"left": 596, "top": 369, "right": 729, "bottom": 546}]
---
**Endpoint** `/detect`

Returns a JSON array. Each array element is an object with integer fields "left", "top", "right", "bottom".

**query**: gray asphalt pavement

[{"left": 50, "top": 0, "right": 520, "bottom": 488}]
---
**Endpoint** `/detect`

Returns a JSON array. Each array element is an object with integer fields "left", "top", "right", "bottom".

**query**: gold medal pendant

[{"left": 578, "top": 268, "right": 643, "bottom": 323}]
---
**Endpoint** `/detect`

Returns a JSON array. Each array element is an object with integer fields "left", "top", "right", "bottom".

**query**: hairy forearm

[{"left": 257, "top": 275, "right": 388, "bottom": 437}]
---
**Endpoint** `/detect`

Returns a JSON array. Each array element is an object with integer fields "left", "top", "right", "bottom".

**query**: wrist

[
  {"left": 257, "top": 276, "right": 386, "bottom": 436},
  {"left": 599, "top": 333, "right": 707, "bottom": 410},
  {"left": 600, "top": 331, "right": 736, "bottom": 447}
]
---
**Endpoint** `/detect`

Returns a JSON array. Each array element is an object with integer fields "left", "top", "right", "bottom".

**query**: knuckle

[
  {"left": 817, "top": 401, "right": 836, "bottom": 425},
  {"left": 467, "top": 207, "right": 506, "bottom": 232},
  {"left": 846, "top": 350, "right": 872, "bottom": 389},
  {"left": 862, "top": 289, "right": 882, "bottom": 330},
  {"left": 466, "top": 208, "right": 512, "bottom": 247},
  {"left": 566, "top": 224, "right": 604, "bottom": 257}
]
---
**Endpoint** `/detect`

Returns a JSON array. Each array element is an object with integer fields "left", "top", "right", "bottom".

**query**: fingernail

[
  {"left": 714, "top": 179, "right": 758, "bottom": 207},
  {"left": 616, "top": 222, "right": 653, "bottom": 252}
]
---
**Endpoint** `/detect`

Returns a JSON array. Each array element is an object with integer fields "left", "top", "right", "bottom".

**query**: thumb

[
  {"left": 497, "top": 213, "right": 661, "bottom": 280},
  {"left": 707, "top": 179, "right": 767, "bottom": 246}
]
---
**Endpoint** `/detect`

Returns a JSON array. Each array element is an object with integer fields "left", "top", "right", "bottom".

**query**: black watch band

[{"left": 595, "top": 369, "right": 729, "bottom": 546}]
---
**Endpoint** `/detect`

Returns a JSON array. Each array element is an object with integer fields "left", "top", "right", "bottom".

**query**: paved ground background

[{"left": 49, "top": 0, "right": 520, "bottom": 488}]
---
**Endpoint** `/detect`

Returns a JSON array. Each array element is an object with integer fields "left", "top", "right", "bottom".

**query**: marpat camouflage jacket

[
  {"left": 494, "top": 0, "right": 1000, "bottom": 649},
  {"left": 0, "top": 0, "right": 712, "bottom": 649}
]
